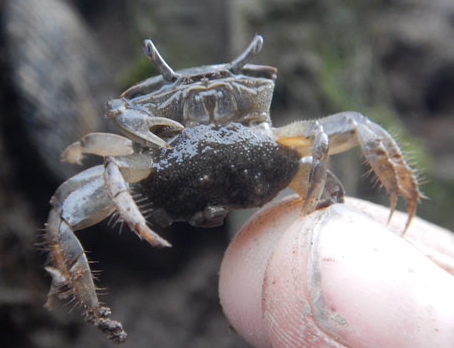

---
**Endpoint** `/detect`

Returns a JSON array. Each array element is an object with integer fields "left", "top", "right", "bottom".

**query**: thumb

[{"left": 219, "top": 196, "right": 454, "bottom": 348}]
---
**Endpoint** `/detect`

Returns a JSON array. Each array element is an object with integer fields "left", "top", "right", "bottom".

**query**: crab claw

[{"left": 106, "top": 99, "right": 184, "bottom": 149}]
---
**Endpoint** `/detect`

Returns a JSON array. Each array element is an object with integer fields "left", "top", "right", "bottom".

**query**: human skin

[{"left": 219, "top": 196, "right": 454, "bottom": 348}]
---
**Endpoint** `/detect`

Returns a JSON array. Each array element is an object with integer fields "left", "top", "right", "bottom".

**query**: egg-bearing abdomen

[{"left": 141, "top": 123, "right": 300, "bottom": 227}]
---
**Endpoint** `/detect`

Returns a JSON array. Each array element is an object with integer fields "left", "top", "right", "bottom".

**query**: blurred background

[{"left": 1, "top": 0, "right": 453, "bottom": 346}]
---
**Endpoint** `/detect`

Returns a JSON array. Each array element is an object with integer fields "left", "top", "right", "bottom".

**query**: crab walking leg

[
  {"left": 61, "top": 132, "right": 135, "bottom": 165},
  {"left": 275, "top": 111, "right": 421, "bottom": 230},
  {"left": 45, "top": 165, "right": 127, "bottom": 343},
  {"left": 285, "top": 125, "right": 345, "bottom": 215},
  {"left": 104, "top": 156, "right": 171, "bottom": 247},
  {"left": 300, "top": 123, "right": 330, "bottom": 215},
  {"left": 321, "top": 171, "right": 346, "bottom": 206},
  {"left": 288, "top": 158, "right": 346, "bottom": 213}
]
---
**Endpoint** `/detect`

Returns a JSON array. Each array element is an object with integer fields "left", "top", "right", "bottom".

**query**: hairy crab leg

[
  {"left": 275, "top": 111, "right": 422, "bottom": 231},
  {"left": 104, "top": 156, "right": 171, "bottom": 247},
  {"left": 45, "top": 165, "right": 127, "bottom": 343}
]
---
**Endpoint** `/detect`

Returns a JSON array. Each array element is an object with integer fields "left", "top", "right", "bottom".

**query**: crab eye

[
  {"left": 230, "top": 35, "right": 263, "bottom": 74},
  {"left": 143, "top": 39, "right": 179, "bottom": 82}
]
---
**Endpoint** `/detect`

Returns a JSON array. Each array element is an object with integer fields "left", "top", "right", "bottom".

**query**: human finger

[{"left": 219, "top": 196, "right": 454, "bottom": 347}]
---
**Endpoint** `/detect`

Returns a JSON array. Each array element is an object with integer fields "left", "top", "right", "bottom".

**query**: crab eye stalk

[
  {"left": 230, "top": 35, "right": 263, "bottom": 74},
  {"left": 143, "top": 39, "right": 179, "bottom": 82}
]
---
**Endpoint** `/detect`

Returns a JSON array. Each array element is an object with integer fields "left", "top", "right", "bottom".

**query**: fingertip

[
  {"left": 220, "top": 197, "right": 454, "bottom": 347},
  {"left": 219, "top": 196, "right": 302, "bottom": 347},
  {"left": 316, "top": 204, "right": 454, "bottom": 347}
]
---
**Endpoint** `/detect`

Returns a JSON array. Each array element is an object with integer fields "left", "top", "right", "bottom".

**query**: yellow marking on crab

[{"left": 277, "top": 136, "right": 313, "bottom": 156}]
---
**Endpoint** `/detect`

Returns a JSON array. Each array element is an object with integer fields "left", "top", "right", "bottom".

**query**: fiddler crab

[{"left": 44, "top": 35, "right": 421, "bottom": 343}]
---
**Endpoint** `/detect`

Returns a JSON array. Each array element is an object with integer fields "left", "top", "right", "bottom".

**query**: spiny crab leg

[
  {"left": 45, "top": 155, "right": 167, "bottom": 343},
  {"left": 275, "top": 111, "right": 422, "bottom": 232},
  {"left": 45, "top": 166, "right": 127, "bottom": 343},
  {"left": 104, "top": 156, "right": 171, "bottom": 247}
]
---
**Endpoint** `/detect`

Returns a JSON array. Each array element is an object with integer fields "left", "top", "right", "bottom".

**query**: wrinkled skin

[
  {"left": 220, "top": 197, "right": 454, "bottom": 348},
  {"left": 44, "top": 35, "right": 422, "bottom": 343}
]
